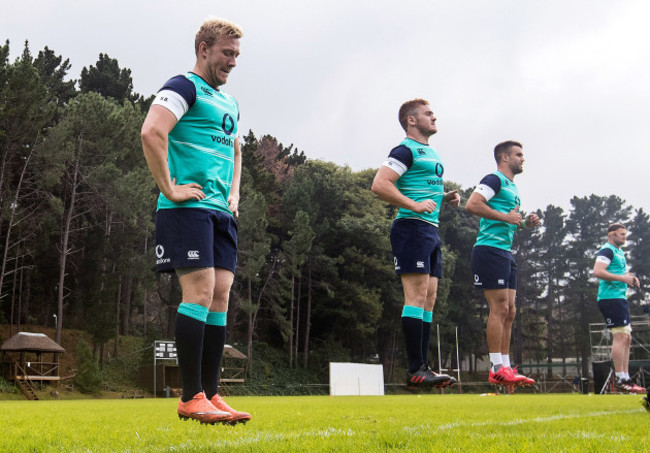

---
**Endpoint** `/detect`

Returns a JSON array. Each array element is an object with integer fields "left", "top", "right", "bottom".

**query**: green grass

[{"left": 1, "top": 393, "right": 648, "bottom": 452}]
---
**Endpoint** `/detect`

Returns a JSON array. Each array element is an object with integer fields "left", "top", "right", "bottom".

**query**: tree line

[{"left": 1, "top": 40, "right": 648, "bottom": 382}]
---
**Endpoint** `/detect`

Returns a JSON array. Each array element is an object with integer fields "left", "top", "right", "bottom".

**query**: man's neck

[
  {"left": 191, "top": 64, "right": 223, "bottom": 90},
  {"left": 406, "top": 131, "right": 430, "bottom": 145},
  {"left": 608, "top": 239, "right": 621, "bottom": 249},
  {"left": 497, "top": 164, "right": 515, "bottom": 181}
]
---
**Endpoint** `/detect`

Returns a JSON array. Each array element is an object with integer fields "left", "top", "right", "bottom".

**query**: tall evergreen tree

[
  {"left": 442, "top": 187, "right": 484, "bottom": 373},
  {"left": 236, "top": 186, "right": 273, "bottom": 371},
  {"left": 38, "top": 92, "right": 123, "bottom": 343},
  {"left": 536, "top": 205, "right": 570, "bottom": 376},
  {"left": 511, "top": 212, "right": 545, "bottom": 366},
  {"left": 627, "top": 208, "right": 650, "bottom": 309},
  {"left": 33, "top": 46, "right": 77, "bottom": 105},
  {"left": 282, "top": 210, "right": 315, "bottom": 367},
  {"left": 79, "top": 53, "right": 137, "bottom": 103},
  {"left": 0, "top": 41, "right": 55, "bottom": 328}
]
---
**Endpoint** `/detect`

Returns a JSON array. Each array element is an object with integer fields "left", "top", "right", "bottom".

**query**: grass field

[{"left": 1, "top": 393, "right": 648, "bottom": 452}]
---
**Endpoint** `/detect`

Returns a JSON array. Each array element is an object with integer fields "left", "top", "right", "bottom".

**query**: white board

[{"left": 329, "top": 362, "right": 384, "bottom": 396}]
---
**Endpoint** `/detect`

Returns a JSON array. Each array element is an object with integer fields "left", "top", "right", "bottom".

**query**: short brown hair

[
  {"left": 494, "top": 140, "right": 523, "bottom": 163},
  {"left": 608, "top": 223, "right": 626, "bottom": 233},
  {"left": 398, "top": 99, "right": 429, "bottom": 132},
  {"left": 195, "top": 17, "right": 243, "bottom": 55}
]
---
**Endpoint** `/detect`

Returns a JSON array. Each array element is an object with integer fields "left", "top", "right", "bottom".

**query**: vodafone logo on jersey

[
  {"left": 222, "top": 114, "right": 235, "bottom": 135},
  {"left": 210, "top": 134, "right": 234, "bottom": 147}
]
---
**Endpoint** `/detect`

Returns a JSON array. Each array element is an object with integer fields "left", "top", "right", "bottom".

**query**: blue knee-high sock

[
  {"left": 402, "top": 306, "right": 424, "bottom": 374},
  {"left": 422, "top": 310, "right": 433, "bottom": 367},
  {"left": 202, "top": 311, "right": 227, "bottom": 400},
  {"left": 175, "top": 303, "right": 208, "bottom": 402}
]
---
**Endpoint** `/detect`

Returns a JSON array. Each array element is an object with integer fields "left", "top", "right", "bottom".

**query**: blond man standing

[{"left": 142, "top": 17, "right": 250, "bottom": 424}]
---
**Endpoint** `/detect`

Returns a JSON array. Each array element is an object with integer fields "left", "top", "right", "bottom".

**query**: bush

[
  {"left": 75, "top": 339, "right": 101, "bottom": 393},
  {"left": 101, "top": 336, "right": 150, "bottom": 392},
  {"left": 0, "top": 377, "right": 17, "bottom": 393},
  {"left": 232, "top": 342, "right": 328, "bottom": 396}
]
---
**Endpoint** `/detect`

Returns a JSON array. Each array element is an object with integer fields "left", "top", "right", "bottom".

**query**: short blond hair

[{"left": 195, "top": 17, "right": 243, "bottom": 55}]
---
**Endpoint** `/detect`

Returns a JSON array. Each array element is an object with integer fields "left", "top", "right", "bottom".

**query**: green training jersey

[
  {"left": 473, "top": 171, "right": 520, "bottom": 251},
  {"left": 382, "top": 138, "right": 445, "bottom": 226},
  {"left": 152, "top": 72, "right": 239, "bottom": 214},
  {"left": 595, "top": 242, "right": 628, "bottom": 300}
]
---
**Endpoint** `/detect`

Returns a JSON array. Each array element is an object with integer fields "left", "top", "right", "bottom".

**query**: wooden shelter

[
  {"left": 1, "top": 332, "right": 65, "bottom": 400},
  {"left": 221, "top": 344, "right": 247, "bottom": 384}
]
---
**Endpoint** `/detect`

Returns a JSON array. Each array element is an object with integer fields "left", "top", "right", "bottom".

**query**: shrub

[
  {"left": 75, "top": 339, "right": 101, "bottom": 393},
  {"left": 0, "top": 377, "right": 17, "bottom": 393}
]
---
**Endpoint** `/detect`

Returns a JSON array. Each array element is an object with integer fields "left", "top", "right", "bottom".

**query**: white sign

[
  {"left": 154, "top": 340, "right": 177, "bottom": 360},
  {"left": 329, "top": 362, "right": 384, "bottom": 396}
]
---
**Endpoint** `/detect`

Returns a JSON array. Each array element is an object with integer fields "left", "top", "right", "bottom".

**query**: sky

[{"left": 3, "top": 0, "right": 650, "bottom": 216}]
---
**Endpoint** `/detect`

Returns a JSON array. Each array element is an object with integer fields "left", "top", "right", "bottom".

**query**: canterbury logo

[
  {"left": 187, "top": 251, "right": 200, "bottom": 259},
  {"left": 200, "top": 86, "right": 213, "bottom": 97}
]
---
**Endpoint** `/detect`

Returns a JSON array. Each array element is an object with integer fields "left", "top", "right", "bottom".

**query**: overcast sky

[{"left": 3, "top": 0, "right": 649, "bottom": 217}]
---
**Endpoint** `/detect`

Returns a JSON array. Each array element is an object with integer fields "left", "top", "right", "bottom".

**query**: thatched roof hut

[
  {"left": 1, "top": 332, "right": 65, "bottom": 392},
  {"left": 1, "top": 332, "right": 65, "bottom": 353},
  {"left": 223, "top": 344, "right": 246, "bottom": 359}
]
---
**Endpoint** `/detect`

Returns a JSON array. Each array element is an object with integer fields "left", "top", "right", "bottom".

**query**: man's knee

[
  {"left": 190, "top": 285, "right": 216, "bottom": 305},
  {"left": 503, "top": 306, "right": 516, "bottom": 323},
  {"left": 485, "top": 292, "right": 510, "bottom": 318},
  {"left": 211, "top": 268, "right": 234, "bottom": 306},
  {"left": 424, "top": 292, "right": 437, "bottom": 310},
  {"left": 212, "top": 287, "right": 231, "bottom": 305},
  {"left": 487, "top": 301, "right": 510, "bottom": 321}
]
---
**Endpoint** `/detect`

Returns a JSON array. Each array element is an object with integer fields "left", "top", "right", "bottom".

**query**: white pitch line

[
  {"left": 210, "top": 427, "right": 355, "bottom": 449},
  {"left": 403, "top": 408, "right": 642, "bottom": 436},
  {"left": 203, "top": 408, "right": 643, "bottom": 450}
]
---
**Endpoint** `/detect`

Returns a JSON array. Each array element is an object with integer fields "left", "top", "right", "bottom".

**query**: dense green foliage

[
  {"left": 0, "top": 376, "right": 17, "bottom": 393},
  {"left": 1, "top": 38, "right": 649, "bottom": 392},
  {"left": 1, "top": 394, "right": 648, "bottom": 451},
  {"left": 75, "top": 339, "right": 101, "bottom": 393}
]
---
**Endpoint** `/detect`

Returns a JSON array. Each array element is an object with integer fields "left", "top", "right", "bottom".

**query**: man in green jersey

[
  {"left": 141, "top": 17, "right": 250, "bottom": 425},
  {"left": 466, "top": 141, "right": 540, "bottom": 387},
  {"left": 593, "top": 223, "right": 645, "bottom": 393},
  {"left": 372, "top": 99, "right": 460, "bottom": 389}
]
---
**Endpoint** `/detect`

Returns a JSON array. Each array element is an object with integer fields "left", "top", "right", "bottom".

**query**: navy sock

[
  {"left": 176, "top": 309, "right": 206, "bottom": 402},
  {"left": 202, "top": 324, "right": 227, "bottom": 400}
]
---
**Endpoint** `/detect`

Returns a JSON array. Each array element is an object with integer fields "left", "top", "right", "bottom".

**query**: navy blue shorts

[
  {"left": 597, "top": 298, "right": 630, "bottom": 329},
  {"left": 389, "top": 219, "right": 442, "bottom": 277},
  {"left": 471, "top": 245, "right": 517, "bottom": 290},
  {"left": 155, "top": 208, "right": 238, "bottom": 273}
]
